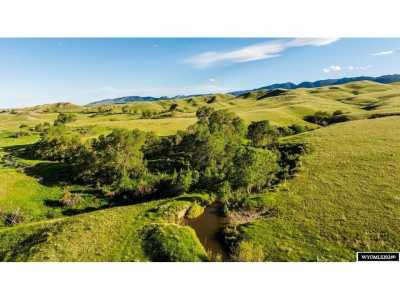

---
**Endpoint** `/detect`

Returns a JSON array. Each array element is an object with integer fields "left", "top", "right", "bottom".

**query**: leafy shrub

[
  {"left": 304, "top": 111, "right": 332, "bottom": 126},
  {"left": 304, "top": 110, "right": 350, "bottom": 126}
]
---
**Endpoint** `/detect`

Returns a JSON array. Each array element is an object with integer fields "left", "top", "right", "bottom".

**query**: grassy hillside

[
  {"left": 1, "top": 80, "right": 400, "bottom": 134},
  {"left": 238, "top": 117, "right": 400, "bottom": 261},
  {"left": 0, "top": 198, "right": 207, "bottom": 262}
]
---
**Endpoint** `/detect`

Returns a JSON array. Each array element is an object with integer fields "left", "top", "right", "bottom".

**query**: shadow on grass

[
  {"left": 44, "top": 197, "right": 110, "bottom": 217},
  {"left": 62, "top": 206, "right": 108, "bottom": 216},
  {"left": 43, "top": 199, "right": 64, "bottom": 208},
  {"left": 24, "top": 162, "right": 74, "bottom": 186},
  {"left": 2, "top": 143, "right": 36, "bottom": 160}
]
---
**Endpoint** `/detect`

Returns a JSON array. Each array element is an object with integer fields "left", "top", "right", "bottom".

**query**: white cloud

[
  {"left": 208, "top": 78, "right": 216, "bottom": 82},
  {"left": 323, "top": 65, "right": 372, "bottom": 73},
  {"left": 186, "top": 38, "right": 339, "bottom": 68},
  {"left": 372, "top": 49, "right": 396, "bottom": 56},
  {"left": 352, "top": 65, "right": 372, "bottom": 71},
  {"left": 323, "top": 65, "right": 342, "bottom": 73}
]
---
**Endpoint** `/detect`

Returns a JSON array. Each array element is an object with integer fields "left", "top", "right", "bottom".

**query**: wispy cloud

[
  {"left": 186, "top": 38, "right": 339, "bottom": 68},
  {"left": 323, "top": 65, "right": 342, "bottom": 73},
  {"left": 323, "top": 65, "right": 372, "bottom": 73},
  {"left": 372, "top": 49, "right": 399, "bottom": 56}
]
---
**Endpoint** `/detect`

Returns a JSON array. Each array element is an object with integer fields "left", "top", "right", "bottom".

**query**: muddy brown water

[{"left": 185, "top": 202, "right": 230, "bottom": 261}]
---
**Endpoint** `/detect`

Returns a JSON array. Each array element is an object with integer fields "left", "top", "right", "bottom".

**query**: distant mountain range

[
  {"left": 230, "top": 74, "right": 400, "bottom": 96},
  {"left": 87, "top": 74, "right": 400, "bottom": 106}
]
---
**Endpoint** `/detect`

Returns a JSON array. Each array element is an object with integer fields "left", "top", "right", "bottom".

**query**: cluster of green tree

[
  {"left": 122, "top": 103, "right": 180, "bottom": 119},
  {"left": 121, "top": 105, "right": 159, "bottom": 119},
  {"left": 34, "top": 122, "right": 51, "bottom": 133},
  {"left": 121, "top": 106, "right": 140, "bottom": 115},
  {"left": 30, "top": 107, "right": 306, "bottom": 206},
  {"left": 96, "top": 106, "right": 114, "bottom": 114},
  {"left": 304, "top": 110, "right": 350, "bottom": 126},
  {"left": 32, "top": 126, "right": 83, "bottom": 162},
  {"left": 53, "top": 113, "right": 77, "bottom": 126},
  {"left": 247, "top": 120, "right": 310, "bottom": 147}
]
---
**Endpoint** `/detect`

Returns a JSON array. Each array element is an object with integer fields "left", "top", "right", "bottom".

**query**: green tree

[
  {"left": 247, "top": 120, "right": 278, "bottom": 147},
  {"left": 178, "top": 109, "right": 246, "bottom": 186},
  {"left": 34, "top": 126, "right": 83, "bottom": 162},
  {"left": 84, "top": 129, "right": 148, "bottom": 185},
  {"left": 54, "top": 113, "right": 77, "bottom": 126},
  {"left": 217, "top": 181, "right": 232, "bottom": 202},
  {"left": 122, "top": 105, "right": 130, "bottom": 114},
  {"left": 229, "top": 146, "right": 278, "bottom": 193},
  {"left": 169, "top": 103, "right": 178, "bottom": 111},
  {"left": 173, "top": 168, "right": 196, "bottom": 194}
]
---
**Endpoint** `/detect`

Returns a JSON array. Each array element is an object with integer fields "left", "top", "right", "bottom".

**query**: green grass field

[
  {"left": 2, "top": 80, "right": 400, "bottom": 133},
  {"left": 1, "top": 80, "right": 399, "bottom": 261},
  {"left": 239, "top": 117, "right": 400, "bottom": 261},
  {"left": 0, "top": 198, "right": 206, "bottom": 261}
]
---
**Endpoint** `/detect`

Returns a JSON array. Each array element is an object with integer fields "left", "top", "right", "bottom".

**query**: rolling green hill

[
  {"left": 0, "top": 80, "right": 399, "bottom": 262},
  {"left": 2, "top": 80, "right": 400, "bottom": 134},
  {"left": 237, "top": 116, "right": 400, "bottom": 261}
]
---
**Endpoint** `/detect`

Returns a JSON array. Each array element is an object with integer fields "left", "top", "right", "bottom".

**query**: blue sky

[{"left": 1, "top": 38, "right": 400, "bottom": 108}]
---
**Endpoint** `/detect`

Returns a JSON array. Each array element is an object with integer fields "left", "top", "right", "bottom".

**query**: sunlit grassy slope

[
  {"left": 0, "top": 198, "right": 206, "bottom": 261},
  {"left": 1, "top": 80, "right": 400, "bottom": 134},
  {"left": 240, "top": 116, "right": 400, "bottom": 261},
  {"left": 0, "top": 132, "right": 111, "bottom": 224}
]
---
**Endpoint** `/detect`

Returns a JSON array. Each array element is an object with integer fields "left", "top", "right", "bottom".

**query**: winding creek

[{"left": 185, "top": 203, "right": 230, "bottom": 261}]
